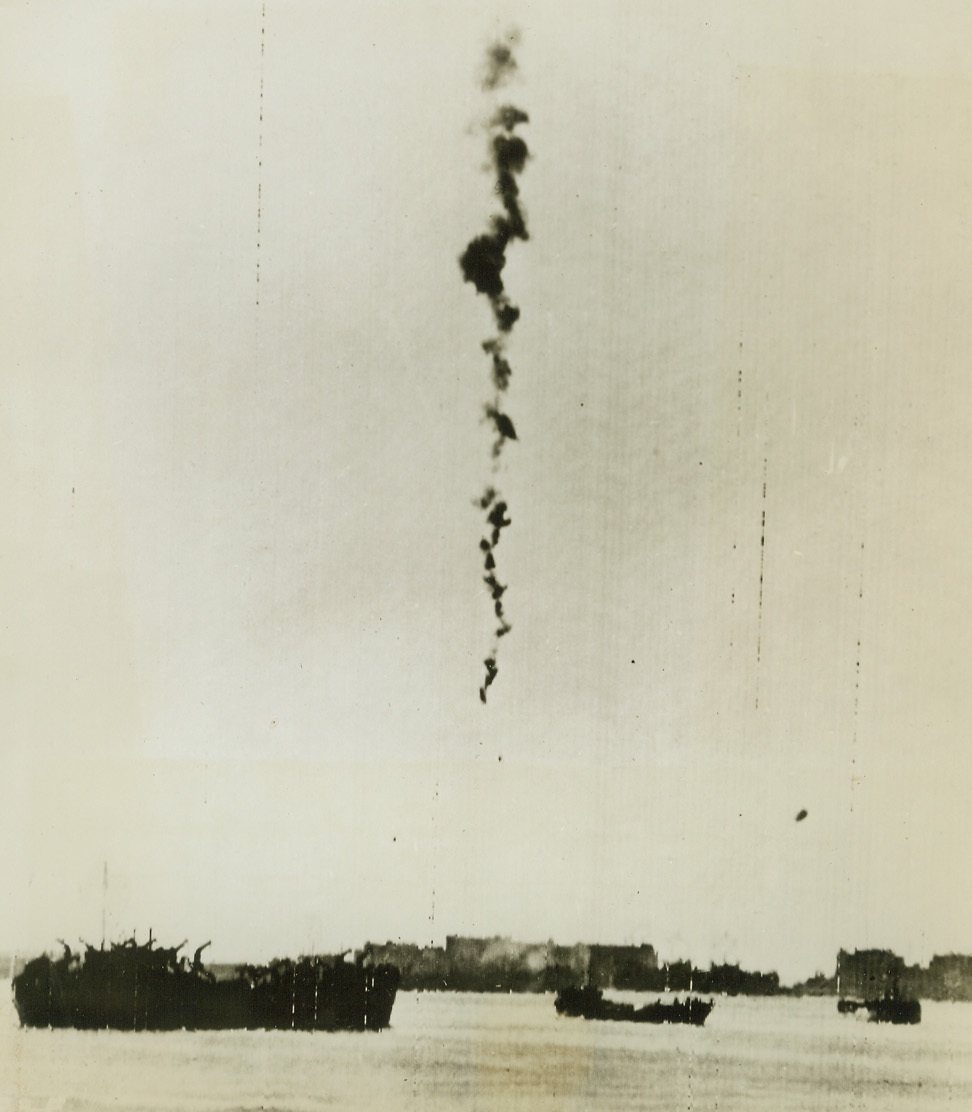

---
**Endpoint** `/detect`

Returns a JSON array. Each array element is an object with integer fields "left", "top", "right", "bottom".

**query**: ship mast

[{"left": 101, "top": 861, "right": 108, "bottom": 949}]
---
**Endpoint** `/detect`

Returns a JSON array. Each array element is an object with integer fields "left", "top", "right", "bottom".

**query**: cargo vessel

[
  {"left": 12, "top": 935, "right": 399, "bottom": 1031},
  {"left": 837, "top": 990, "right": 921, "bottom": 1024},
  {"left": 835, "top": 948, "right": 921, "bottom": 1024},
  {"left": 554, "top": 984, "right": 714, "bottom": 1026}
]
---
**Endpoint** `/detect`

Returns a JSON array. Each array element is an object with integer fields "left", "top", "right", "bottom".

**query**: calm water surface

[{"left": 2, "top": 988, "right": 970, "bottom": 1111}]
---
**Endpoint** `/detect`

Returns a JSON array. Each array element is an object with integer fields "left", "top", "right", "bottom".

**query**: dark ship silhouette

[
  {"left": 837, "top": 987, "right": 921, "bottom": 1025},
  {"left": 554, "top": 984, "right": 714, "bottom": 1026},
  {"left": 835, "top": 949, "right": 921, "bottom": 1024},
  {"left": 12, "top": 934, "right": 400, "bottom": 1032}
]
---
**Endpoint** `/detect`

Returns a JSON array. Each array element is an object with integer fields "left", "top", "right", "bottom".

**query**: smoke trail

[
  {"left": 482, "top": 33, "right": 519, "bottom": 91},
  {"left": 460, "top": 36, "right": 529, "bottom": 702}
]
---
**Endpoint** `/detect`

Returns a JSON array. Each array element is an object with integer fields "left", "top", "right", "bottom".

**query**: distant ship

[
  {"left": 554, "top": 984, "right": 714, "bottom": 1026},
  {"left": 835, "top": 953, "right": 921, "bottom": 1024},
  {"left": 837, "top": 988, "right": 921, "bottom": 1025},
  {"left": 12, "top": 935, "right": 400, "bottom": 1031}
]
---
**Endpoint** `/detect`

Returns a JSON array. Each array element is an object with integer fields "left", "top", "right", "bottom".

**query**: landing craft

[{"left": 12, "top": 934, "right": 399, "bottom": 1031}]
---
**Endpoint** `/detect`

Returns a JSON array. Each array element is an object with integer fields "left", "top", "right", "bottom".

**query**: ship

[
  {"left": 835, "top": 948, "right": 921, "bottom": 1024},
  {"left": 836, "top": 987, "right": 921, "bottom": 1025},
  {"left": 554, "top": 984, "right": 714, "bottom": 1026},
  {"left": 11, "top": 934, "right": 400, "bottom": 1031}
]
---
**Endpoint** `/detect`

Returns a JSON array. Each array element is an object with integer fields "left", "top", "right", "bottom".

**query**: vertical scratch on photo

[
  {"left": 850, "top": 541, "right": 865, "bottom": 813},
  {"left": 737, "top": 339, "right": 744, "bottom": 438},
  {"left": 755, "top": 457, "right": 767, "bottom": 710},
  {"left": 255, "top": 3, "right": 266, "bottom": 325}
]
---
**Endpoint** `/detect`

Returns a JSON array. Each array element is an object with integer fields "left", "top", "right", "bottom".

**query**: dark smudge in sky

[
  {"left": 481, "top": 34, "right": 519, "bottom": 91},
  {"left": 460, "top": 34, "right": 529, "bottom": 703}
]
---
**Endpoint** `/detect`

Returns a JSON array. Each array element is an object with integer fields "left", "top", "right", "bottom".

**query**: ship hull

[
  {"left": 555, "top": 986, "right": 714, "bottom": 1026},
  {"left": 837, "top": 996, "right": 921, "bottom": 1024},
  {"left": 12, "top": 946, "right": 399, "bottom": 1032}
]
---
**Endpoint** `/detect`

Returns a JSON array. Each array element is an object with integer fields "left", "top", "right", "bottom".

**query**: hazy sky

[{"left": 3, "top": 1, "right": 971, "bottom": 984}]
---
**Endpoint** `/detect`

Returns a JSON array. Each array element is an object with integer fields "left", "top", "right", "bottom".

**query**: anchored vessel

[
  {"left": 835, "top": 949, "right": 921, "bottom": 1025},
  {"left": 12, "top": 936, "right": 400, "bottom": 1031},
  {"left": 837, "top": 990, "right": 921, "bottom": 1025},
  {"left": 555, "top": 985, "right": 714, "bottom": 1026}
]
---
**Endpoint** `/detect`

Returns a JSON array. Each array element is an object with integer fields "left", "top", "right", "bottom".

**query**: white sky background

[{"left": 2, "top": 1, "right": 971, "bottom": 984}]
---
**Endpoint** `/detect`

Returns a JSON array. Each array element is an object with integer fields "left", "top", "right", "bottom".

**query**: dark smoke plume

[
  {"left": 460, "top": 48, "right": 529, "bottom": 703},
  {"left": 482, "top": 33, "right": 519, "bottom": 90},
  {"left": 485, "top": 405, "right": 517, "bottom": 457}
]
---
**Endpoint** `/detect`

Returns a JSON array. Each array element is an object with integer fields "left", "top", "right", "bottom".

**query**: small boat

[
  {"left": 555, "top": 984, "right": 714, "bottom": 1026},
  {"left": 866, "top": 992, "right": 921, "bottom": 1024},
  {"left": 835, "top": 949, "right": 921, "bottom": 1024},
  {"left": 837, "top": 989, "right": 921, "bottom": 1024}
]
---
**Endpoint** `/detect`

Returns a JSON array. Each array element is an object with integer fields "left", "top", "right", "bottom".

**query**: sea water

[{"left": 1, "top": 988, "right": 970, "bottom": 1111}]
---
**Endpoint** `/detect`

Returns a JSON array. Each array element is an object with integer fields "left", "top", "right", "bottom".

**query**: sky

[{"left": 2, "top": 1, "right": 971, "bottom": 985}]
